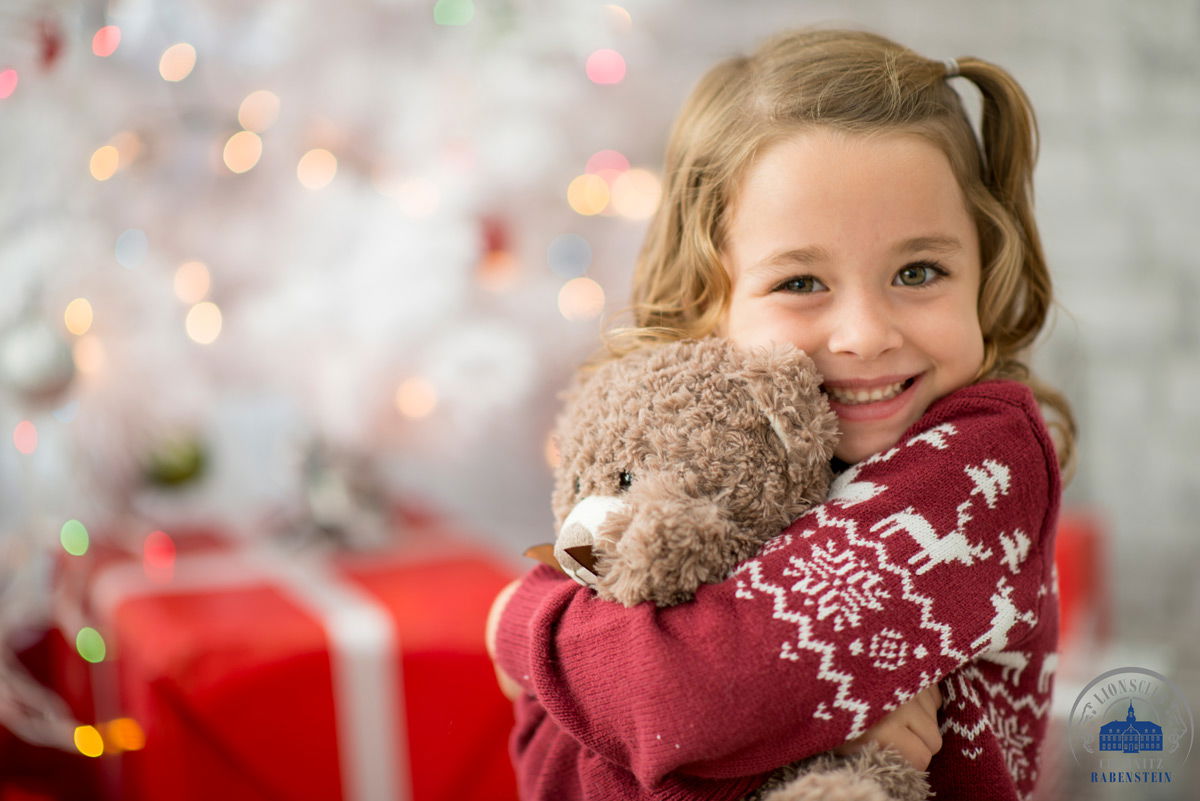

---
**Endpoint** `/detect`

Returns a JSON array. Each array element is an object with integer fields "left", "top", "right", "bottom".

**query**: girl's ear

[{"left": 732, "top": 340, "right": 839, "bottom": 509}]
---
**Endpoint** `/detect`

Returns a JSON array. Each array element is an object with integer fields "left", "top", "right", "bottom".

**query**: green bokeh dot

[
  {"left": 60, "top": 519, "right": 89, "bottom": 556},
  {"left": 76, "top": 627, "right": 106, "bottom": 664},
  {"left": 433, "top": 0, "right": 474, "bottom": 26}
]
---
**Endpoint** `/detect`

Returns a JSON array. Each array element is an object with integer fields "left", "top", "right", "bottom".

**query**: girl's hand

[
  {"left": 832, "top": 683, "right": 943, "bottom": 770},
  {"left": 485, "top": 579, "right": 524, "bottom": 701}
]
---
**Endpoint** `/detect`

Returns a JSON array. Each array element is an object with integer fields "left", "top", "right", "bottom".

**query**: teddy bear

[{"left": 530, "top": 336, "right": 931, "bottom": 801}]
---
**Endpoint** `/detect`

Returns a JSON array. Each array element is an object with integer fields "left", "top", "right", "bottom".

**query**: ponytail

[{"left": 956, "top": 57, "right": 1076, "bottom": 480}]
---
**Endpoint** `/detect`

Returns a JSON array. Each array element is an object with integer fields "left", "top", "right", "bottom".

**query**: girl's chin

[{"left": 833, "top": 425, "right": 906, "bottom": 464}]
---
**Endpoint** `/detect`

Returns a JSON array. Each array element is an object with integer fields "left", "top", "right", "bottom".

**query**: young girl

[{"left": 488, "top": 27, "right": 1074, "bottom": 801}]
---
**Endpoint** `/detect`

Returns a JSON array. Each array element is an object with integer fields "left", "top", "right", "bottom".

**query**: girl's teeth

[{"left": 827, "top": 381, "right": 906, "bottom": 405}]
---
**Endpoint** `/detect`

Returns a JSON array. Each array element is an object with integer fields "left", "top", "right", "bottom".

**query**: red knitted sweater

[{"left": 495, "top": 380, "right": 1062, "bottom": 801}]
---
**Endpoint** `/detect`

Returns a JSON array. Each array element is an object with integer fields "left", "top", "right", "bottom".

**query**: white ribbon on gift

[{"left": 89, "top": 542, "right": 409, "bottom": 801}]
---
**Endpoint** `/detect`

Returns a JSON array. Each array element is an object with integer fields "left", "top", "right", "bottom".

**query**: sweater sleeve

[{"left": 494, "top": 382, "right": 1061, "bottom": 789}]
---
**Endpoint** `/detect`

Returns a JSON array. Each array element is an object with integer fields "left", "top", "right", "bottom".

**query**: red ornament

[
  {"left": 38, "top": 18, "right": 64, "bottom": 71},
  {"left": 481, "top": 216, "right": 508, "bottom": 254}
]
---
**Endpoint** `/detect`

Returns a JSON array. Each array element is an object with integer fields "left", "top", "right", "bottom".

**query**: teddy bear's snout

[{"left": 555, "top": 495, "right": 630, "bottom": 588}]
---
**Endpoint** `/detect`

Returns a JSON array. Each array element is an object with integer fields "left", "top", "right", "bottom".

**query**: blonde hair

[{"left": 591, "top": 28, "right": 1075, "bottom": 476}]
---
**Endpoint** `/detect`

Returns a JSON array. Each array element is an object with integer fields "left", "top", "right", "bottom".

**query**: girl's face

[{"left": 720, "top": 128, "right": 984, "bottom": 464}]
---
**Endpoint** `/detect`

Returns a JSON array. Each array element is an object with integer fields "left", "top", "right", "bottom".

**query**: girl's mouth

[
  {"left": 820, "top": 375, "right": 922, "bottom": 422},
  {"left": 823, "top": 376, "right": 917, "bottom": 406}
]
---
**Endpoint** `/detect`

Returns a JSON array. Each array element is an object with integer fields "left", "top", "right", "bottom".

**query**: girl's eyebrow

[
  {"left": 748, "top": 245, "right": 832, "bottom": 274},
  {"left": 895, "top": 235, "right": 963, "bottom": 254},
  {"left": 750, "top": 234, "right": 964, "bottom": 275}
]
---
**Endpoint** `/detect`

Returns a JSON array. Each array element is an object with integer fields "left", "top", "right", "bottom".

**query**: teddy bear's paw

[
  {"left": 748, "top": 743, "right": 930, "bottom": 801},
  {"left": 791, "top": 744, "right": 930, "bottom": 801},
  {"left": 757, "top": 772, "right": 891, "bottom": 801}
]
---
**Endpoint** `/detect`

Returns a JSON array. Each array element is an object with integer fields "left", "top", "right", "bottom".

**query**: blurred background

[{"left": 0, "top": 0, "right": 1196, "bottom": 799}]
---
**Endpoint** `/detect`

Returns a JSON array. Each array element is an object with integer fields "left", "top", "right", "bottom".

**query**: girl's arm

[
  {"left": 489, "top": 582, "right": 944, "bottom": 766},
  {"left": 493, "top": 381, "right": 1060, "bottom": 785}
]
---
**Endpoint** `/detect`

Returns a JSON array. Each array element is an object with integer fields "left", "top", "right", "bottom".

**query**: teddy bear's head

[{"left": 550, "top": 337, "right": 839, "bottom": 607}]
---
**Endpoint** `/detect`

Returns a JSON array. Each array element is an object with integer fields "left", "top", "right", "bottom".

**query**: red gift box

[
  {"left": 1052, "top": 507, "right": 1111, "bottom": 655},
  {"left": 51, "top": 513, "right": 519, "bottom": 801}
]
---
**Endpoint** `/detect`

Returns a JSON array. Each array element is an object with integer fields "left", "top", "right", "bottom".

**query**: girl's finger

[
  {"left": 909, "top": 714, "right": 943, "bottom": 757},
  {"left": 890, "top": 730, "right": 934, "bottom": 772},
  {"left": 915, "top": 683, "right": 942, "bottom": 718}
]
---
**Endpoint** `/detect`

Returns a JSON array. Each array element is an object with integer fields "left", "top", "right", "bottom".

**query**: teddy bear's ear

[{"left": 733, "top": 341, "right": 840, "bottom": 506}]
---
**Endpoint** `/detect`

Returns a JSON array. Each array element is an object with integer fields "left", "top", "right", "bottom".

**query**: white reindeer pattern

[
  {"left": 870, "top": 459, "right": 1011, "bottom": 575},
  {"left": 871, "top": 504, "right": 994, "bottom": 574},
  {"left": 971, "top": 577, "right": 1037, "bottom": 654}
]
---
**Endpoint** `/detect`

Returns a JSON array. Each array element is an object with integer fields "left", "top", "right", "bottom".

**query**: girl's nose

[{"left": 825, "top": 291, "right": 903, "bottom": 360}]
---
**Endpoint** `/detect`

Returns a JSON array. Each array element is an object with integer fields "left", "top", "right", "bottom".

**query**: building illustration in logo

[{"left": 1099, "top": 700, "right": 1163, "bottom": 753}]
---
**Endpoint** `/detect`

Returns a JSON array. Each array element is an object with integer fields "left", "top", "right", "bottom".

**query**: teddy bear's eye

[
  {"left": 573, "top": 477, "right": 581, "bottom": 495},
  {"left": 617, "top": 471, "right": 633, "bottom": 492}
]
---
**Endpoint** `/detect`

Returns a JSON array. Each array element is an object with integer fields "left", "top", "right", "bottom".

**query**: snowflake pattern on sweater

[
  {"left": 730, "top": 415, "right": 1057, "bottom": 797},
  {"left": 495, "top": 380, "right": 1061, "bottom": 801}
]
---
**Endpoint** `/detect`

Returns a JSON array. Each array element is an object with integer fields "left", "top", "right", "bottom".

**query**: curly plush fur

[
  {"left": 551, "top": 337, "right": 837, "bottom": 606},
  {"left": 748, "top": 744, "right": 930, "bottom": 801},
  {"left": 545, "top": 337, "right": 932, "bottom": 801}
]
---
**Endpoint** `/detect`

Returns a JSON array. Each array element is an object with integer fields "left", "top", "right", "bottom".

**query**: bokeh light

[
  {"left": 89, "top": 145, "right": 119, "bottom": 181},
  {"left": 64, "top": 298, "right": 94, "bottom": 336},
  {"left": 73, "top": 335, "right": 106, "bottom": 376},
  {"left": 110, "top": 131, "right": 143, "bottom": 165},
  {"left": 557, "top": 277, "right": 606, "bottom": 321},
  {"left": 13, "top": 421, "right": 37, "bottom": 455},
  {"left": 74, "top": 725, "right": 104, "bottom": 758},
  {"left": 586, "top": 49, "right": 626, "bottom": 85},
  {"left": 297, "top": 148, "right": 337, "bottom": 189},
  {"left": 92, "top": 26, "right": 121, "bottom": 57},
  {"left": 115, "top": 229, "right": 148, "bottom": 269},
  {"left": 106, "top": 718, "right": 145, "bottom": 752},
  {"left": 544, "top": 431, "right": 561, "bottom": 470},
  {"left": 185, "top": 302, "right": 222, "bottom": 344},
  {"left": 567, "top": 174, "right": 609, "bottom": 216},
  {"left": 586, "top": 149, "right": 630, "bottom": 187},
  {"left": 548, "top": 234, "right": 592, "bottom": 278},
  {"left": 477, "top": 251, "right": 518, "bottom": 292},
  {"left": 76, "top": 627, "right": 106, "bottom": 663},
  {"left": 174, "top": 261, "right": 211, "bottom": 303},
  {"left": 0, "top": 69, "right": 17, "bottom": 100},
  {"left": 159, "top": 43, "right": 197, "bottom": 82},
  {"left": 605, "top": 5, "right": 633, "bottom": 32},
  {"left": 52, "top": 399, "right": 79, "bottom": 423},
  {"left": 395, "top": 377, "right": 437, "bottom": 419},
  {"left": 433, "top": 0, "right": 474, "bottom": 26},
  {"left": 144, "top": 530, "right": 175, "bottom": 584},
  {"left": 223, "top": 130, "right": 262, "bottom": 174},
  {"left": 611, "top": 168, "right": 661, "bottom": 219},
  {"left": 60, "top": 519, "right": 90, "bottom": 556},
  {"left": 238, "top": 90, "right": 280, "bottom": 132}
]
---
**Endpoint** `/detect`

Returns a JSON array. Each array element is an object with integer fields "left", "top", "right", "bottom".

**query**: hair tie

[{"left": 942, "top": 58, "right": 961, "bottom": 78}]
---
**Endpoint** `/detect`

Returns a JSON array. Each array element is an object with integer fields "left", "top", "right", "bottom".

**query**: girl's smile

[
  {"left": 720, "top": 128, "right": 985, "bottom": 463},
  {"left": 823, "top": 373, "right": 923, "bottom": 422}
]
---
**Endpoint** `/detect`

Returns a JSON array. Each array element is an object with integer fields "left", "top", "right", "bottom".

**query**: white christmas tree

[{"left": 0, "top": 0, "right": 668, "bottom": 750}]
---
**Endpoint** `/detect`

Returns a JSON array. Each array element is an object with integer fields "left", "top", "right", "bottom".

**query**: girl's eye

[
  {"left": 775, "top": 275, "right": 827, "bottom": 293},
  {"left": 617, "top": 471, "right": 633, "bottom": 492},
  {"left": 894, "top": 261, "right": 947, "bottom": 287}
]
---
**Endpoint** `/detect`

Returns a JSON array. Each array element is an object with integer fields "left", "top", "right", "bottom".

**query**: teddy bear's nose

[{"left": 564, "top": 545, "right": 597, "bottom": 572}]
